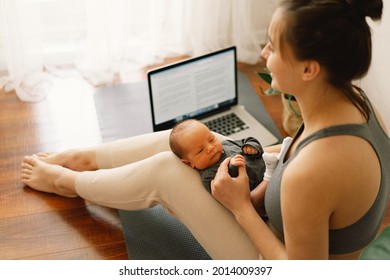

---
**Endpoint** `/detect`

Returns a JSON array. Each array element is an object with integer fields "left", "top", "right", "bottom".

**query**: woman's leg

[
  {"left": 35, "top": 128, "right": 227, "bottom": 171},
  {"left": 76, "top": 151, "right": 260, "bottom": 260},
  {"left": 21, "top": 130, "right": 173, "bottom": 195},
  {"left": 34, "top": 130, "right": 173, "bottom": 171},
  {"left": 23, "top": 130, "right": 250, "bottom": 258},
  {"left": 95, "top": 130, "right": 172, "bottom": 168},
  {"left": 95, "top": 130, "right": 228, "bottom": 169}
]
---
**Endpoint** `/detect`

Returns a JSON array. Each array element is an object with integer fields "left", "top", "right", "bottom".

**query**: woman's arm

[
  {"left": 234, "top": 203, "right": 287, "bottom": 259},
  {"left": 212, "top": 153, "right": 331, "bottom": 259},
  {"left": 250, "top": 182, "right": 268, "bottom": 216},
  {"left": 211, "top": 157, "right": 287, "bottom": 259}
]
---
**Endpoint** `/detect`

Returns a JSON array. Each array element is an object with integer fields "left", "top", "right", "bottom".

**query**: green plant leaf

[
  {"left": 256, "top": 70, "right": 296, "bottom": 100},
  {"left": 257, "top": 71, "right": 273, "bottom": 85},
  {"left": 264, "top": 87, "right": 283, "bottom": 95}
]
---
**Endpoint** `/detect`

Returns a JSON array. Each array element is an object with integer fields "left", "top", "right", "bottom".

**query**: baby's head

[{"left": 169, "top": 119, "right": 223, "bottom": 170}]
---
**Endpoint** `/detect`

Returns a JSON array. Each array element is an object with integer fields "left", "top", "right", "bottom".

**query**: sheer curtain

[{"left": 0, "top": 0, "right": 277, "bottom": 102}]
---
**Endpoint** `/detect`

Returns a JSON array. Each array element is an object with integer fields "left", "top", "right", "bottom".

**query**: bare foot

[
  {"left": 34, "top": 152, "right": 68, "bottom": 166},
  {"left": 35, "top": 151, "right": 55, "bottom": 159},
  {"left": 32, "top": 149, "right": 97, "bottom": 171},
  {"left": 21, "top": 156, "right": 78, "bottom": 198}
]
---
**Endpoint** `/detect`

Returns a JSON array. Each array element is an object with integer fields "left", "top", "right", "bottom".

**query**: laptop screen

[{"left": 148, "top": 46, "right": 237, "bottom": 131}]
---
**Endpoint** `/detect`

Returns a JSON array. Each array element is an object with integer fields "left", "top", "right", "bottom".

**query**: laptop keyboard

[{"left": 204, "top": 113, "right": 250, "bottom": 136}]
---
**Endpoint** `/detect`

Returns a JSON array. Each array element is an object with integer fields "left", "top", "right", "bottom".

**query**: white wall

[
  {"left": 251, "top": 0, "right": 278, "bottom": 41},
  {"left": 360, "top": 4, "right": 390, "bottom": 128}
]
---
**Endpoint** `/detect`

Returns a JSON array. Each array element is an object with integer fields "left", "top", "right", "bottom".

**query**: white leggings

[{"left": 75, "top": 130, "right": 261, "bottom": 260}]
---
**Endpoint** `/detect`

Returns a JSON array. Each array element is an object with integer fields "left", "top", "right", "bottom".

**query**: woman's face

[{"left": 261, "top": 8, "right": 303, "bottom": 95}]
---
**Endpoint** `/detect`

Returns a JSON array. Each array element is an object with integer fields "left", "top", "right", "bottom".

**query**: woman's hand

[{"left": 211, "top": 157, "right": 253, "bottom": 216}]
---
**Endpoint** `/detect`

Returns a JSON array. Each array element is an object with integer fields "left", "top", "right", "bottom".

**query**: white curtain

[{"left": 0, "top": 0, "right": 277, "bottom": 102}]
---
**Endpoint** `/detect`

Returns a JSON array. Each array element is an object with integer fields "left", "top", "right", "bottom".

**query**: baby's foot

[
  {"left": 21, "top": 156, "right": 78, "bottom": 198},
  {"left": 262, "top": 152, "right": 279, "bottom": 182}
]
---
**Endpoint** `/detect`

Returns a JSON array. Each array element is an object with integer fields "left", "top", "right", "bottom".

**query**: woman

[{"left": 21, "top": 0, "right": 389, "bottom": 259}]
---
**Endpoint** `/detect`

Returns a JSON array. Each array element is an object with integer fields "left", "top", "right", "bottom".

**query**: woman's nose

[{"left": 261, "top": 44, "right": 269, "bottom": 60}]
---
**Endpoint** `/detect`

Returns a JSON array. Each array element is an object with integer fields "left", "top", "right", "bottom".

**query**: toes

[
  {"left": 20, "top": 168, "right": 31, "bottom": 184},
  {"left": 21, "top": 174, "right": 30, "bottom": 181},
  {"left": 21, "top": 167, "right": 32, "bottom": 176},
  {"left": 21, "top": 161, "right": 32, "bottom": 171},
  {"left": 23, "top": 155, "right": 37, "bottom": 166},
  {"left": 21, "top": 157, "right": 38, "bottom": 178}
]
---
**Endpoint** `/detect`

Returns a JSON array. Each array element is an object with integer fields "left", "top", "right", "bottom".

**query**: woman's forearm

[
  {"left": 250, "top": 182, "right": 267, "bottom": 216},
  {"left": 234, "top": 204, "right": 287, "bottom": 260}
]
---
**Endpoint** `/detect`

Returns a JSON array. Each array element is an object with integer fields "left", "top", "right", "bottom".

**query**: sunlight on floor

[{"left": 32, "top": 69, "right": 102, "bottom": 151}]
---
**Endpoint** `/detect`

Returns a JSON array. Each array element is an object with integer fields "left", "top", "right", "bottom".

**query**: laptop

[{"left": 147, "top": 46, "right": 278, "bottom": 146}]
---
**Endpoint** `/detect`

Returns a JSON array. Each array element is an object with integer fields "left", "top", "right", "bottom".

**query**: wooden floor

[{"left": 0, "top": 59, "right": 388, "bottom": 260}]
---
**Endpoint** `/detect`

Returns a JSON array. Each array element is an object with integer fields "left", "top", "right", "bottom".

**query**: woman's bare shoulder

[{"left": 282, "top": 134, "right": 380, "bottom": 225}]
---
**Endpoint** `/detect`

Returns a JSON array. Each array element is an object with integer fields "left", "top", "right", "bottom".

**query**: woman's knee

[
  {"left": 153, "top": 151, "right": 193, "bottom": 176},
  {"left": 153, "top": 151, "right": 181, "bottom": 168},
  {"left": 150, "top": 151, "right": 201, "bottom": 191}
]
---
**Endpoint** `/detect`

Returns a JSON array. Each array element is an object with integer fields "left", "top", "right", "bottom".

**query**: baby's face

[{"left": 181, "top": 122, "right": 223, "bottom": 170}]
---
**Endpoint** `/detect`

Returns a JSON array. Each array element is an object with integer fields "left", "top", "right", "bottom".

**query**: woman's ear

[{"left": 302, "top": 60, "right": 320, "bottom": 81}]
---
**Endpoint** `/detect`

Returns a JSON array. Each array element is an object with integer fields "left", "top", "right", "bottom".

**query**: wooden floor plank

[{"left": 0, "top": 205, "right": 125, "bottom": 259}]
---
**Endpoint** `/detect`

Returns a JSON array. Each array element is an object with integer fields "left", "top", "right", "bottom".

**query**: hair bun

[{"left": 347, "top": 0, "right": 383, "bottom": 20}]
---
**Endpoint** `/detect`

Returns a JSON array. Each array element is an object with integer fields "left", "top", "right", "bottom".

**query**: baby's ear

[{"left": 181, "top": 159, "right": 194, "bottom": 168}]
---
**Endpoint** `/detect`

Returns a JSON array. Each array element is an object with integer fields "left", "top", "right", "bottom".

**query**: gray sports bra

[{"left": 264, "top": 93, "right": 390, "bottom": 255}]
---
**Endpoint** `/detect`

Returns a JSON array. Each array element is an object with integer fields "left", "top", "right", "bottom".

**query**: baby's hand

[
  {"left": 228, "top": 155, "right": 245, "bottom": 178},
  {"left": 242, "top": 145, "right": 258, "bottom": 155},
  {"left": 230, "top": 154, "right": 245, "bottom": 166}
]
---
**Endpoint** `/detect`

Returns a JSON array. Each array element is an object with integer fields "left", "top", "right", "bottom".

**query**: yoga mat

[{"left": 93, "top": 72, "right": 282, "bottom": 260}]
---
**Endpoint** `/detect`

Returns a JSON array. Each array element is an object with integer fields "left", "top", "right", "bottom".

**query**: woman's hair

[{"left": 279, "top": 0, "right": 383, "bottom": 119}]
